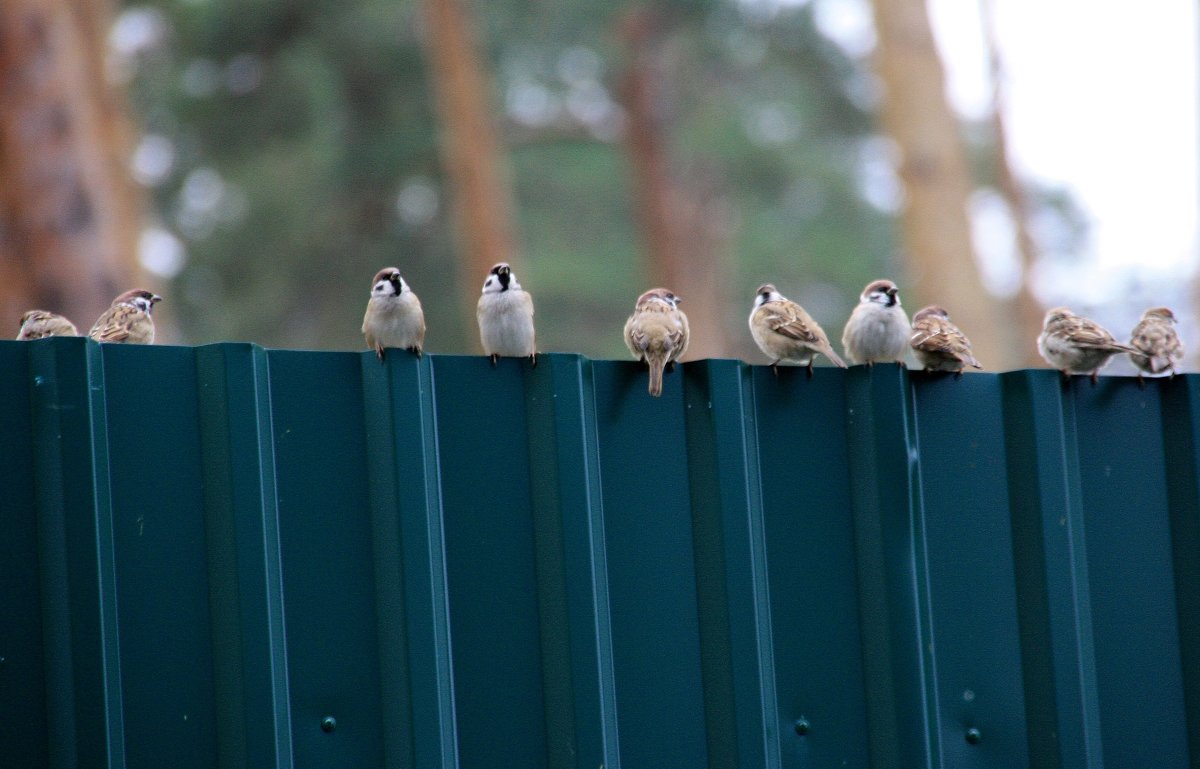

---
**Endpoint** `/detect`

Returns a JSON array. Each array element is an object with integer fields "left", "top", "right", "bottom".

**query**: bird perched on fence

[
  {"left": 841, "top": 279, "right": 910, "bottom": 366},
  {"left": 1037, "top": 307, "right": 1138, "bottom": 383},
  {"left": 477, "top": 262, "right": 536, "bottom": 366},
  {"left": 89, "top": 289, "right": 161, "bottom": 344},
  {"left": 624, "top": 288, "right": 689, "bottom": 397},
  {"left": 362, "top": 267, "right": 425, "bottom": 360},
  {"left": 909, "top": 305, "right": 982, "bottom": 376},
  {"left": 17, "top": 310, "right": 78, "bottom": 340},
  {"left": 748, "top": 283, "right": 845, "bottom": 376},
  {"left": 1127, "top": 306, "right": 1183, "bottom": 384}
]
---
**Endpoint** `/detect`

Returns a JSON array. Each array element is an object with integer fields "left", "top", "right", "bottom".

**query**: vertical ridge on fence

[
  {"left": 0, "top": 342, "right": 47, "bottom": 766},
  {"left": 523, "top": 353, "right": 621, "bottom": 769},
  {"left": 844, "top": 363, "right": 936, "bottom": 769},
  {"left": 1000, "top": 370, "right": 1103, "bottom": 769},
  {"left": 682, "top": 359, "right": 781, "bottom": 769},
  {"left": 28, "top": 338, "right": 127, "bottom": 768},
  {"left": 361, "top": 350, "right": 459, "bottom": 769},
  {"left": 195, "top": 343, "right": 294, "bottom": 769},
  {"left": 1160, "top": 376, "right": 1200, "bottom": 768}
]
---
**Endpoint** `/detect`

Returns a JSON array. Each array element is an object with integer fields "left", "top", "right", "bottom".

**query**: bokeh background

[{"left": 1, "top": 0, "right": 1195, "bottom": 371}]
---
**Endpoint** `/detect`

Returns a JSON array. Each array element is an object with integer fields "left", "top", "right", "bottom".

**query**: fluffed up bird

[
  {"left": 1037, "top": 307, "right": 1138, "bottom": 383},
  {"left": 841, "top": 279, "right": 910, "bottom": 366},
  {"left": 477, "top": 262, "right": 536, "bottom": 365},
  {"left": 624, "top": 288, "right": 689, "bottom": 397},
  {"left": 362, "top": 267, "right": 425, "bottom": 360},
  {"left": 17, "top": 310, "right": 78, "bottom": 340},
  {"left": 1128, "top": 306, "right": 1183, "bottom": 384},
  {"left": 89, "top": 289, "right": 161, "bottom": 344},
  {"left": 748, "top": 283, "right": 846, "bottom": 376},
  {"left": 909, "top": 305, "right": 981, "bottom": 376}
]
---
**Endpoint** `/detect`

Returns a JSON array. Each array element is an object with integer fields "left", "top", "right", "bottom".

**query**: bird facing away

[
  {"left": 841, "top": 279, "right": 911, "bottom": 366},
  {"left": 362, "top": 267, "right": 425, "bottom": 360},
  {"left": 909, "top": 305, "right": 982, "bottom": 376},
  {"left": 1037, "top": 307, "right": 1138, "bottom": 383},
  {"left": 748, "top": 283, "right": 846, "bottom": 376},
  {"left": 89, "top": 289, "right": 161, "bottom": 344},
  {"left": 624, "top": 288, "right": 690, "bottom": 397},
  {"left": 1128, "top": 306, "right": 1183, "bottom": 383},
  {"left": 17, "top": 310, "right": 78, "bottom": 340},
  {"left": 477, "top": 262, "right": 536, "bottom": 365}
]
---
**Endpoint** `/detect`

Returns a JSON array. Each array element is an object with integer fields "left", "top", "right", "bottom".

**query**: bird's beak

[
  {"left": 152, "top": 295, "right": 163, "bottom": 303},
  {"left": 886, "top": 288, "right": 897, "bottom": 297}
]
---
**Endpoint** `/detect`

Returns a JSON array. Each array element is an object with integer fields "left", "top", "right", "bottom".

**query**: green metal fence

[{"left": 1, "top": 337, "right": 1197, "bottom": 768}]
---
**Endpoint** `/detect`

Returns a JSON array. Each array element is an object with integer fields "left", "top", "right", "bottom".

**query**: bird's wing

[
  {"left": 764, "top": 303, "right": 822, "bottom": 344},
  {"left": 89, "top": 306, "right": 139, "bottom": 343},
  {"left": 912, "top": 317, "right": 981, "bottom": 367},
  {"left": 624, "top": 315, "right": 647, "bottom": 357},
  {"left": 1059, "top": 317, "right": 1126, "bottom": 350},
  {"left": 911, "top": 317, "right": 961, "bottom": 354}
]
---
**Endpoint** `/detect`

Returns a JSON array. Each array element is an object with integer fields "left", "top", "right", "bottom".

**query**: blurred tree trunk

[
  {"left": 981, "top": 0, "right": 1045, "bottom": 367},
  {"left": 619, "top": 9, "right": 732, "bottom": 361},
  {"left": 420, "top": 0, "right": 518, "bottom": 345},
  {"left": 869, "top": 0, "right": 1008, "bottom": 369},
  {"left": 0, "top": 0, "right": 143, "bottom": 335}
]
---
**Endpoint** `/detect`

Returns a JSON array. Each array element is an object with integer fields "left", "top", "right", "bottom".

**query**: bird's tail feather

[
  {"left": 648, "top": 357, "right": 665, "bottom": 397},
  {"left": 824, "top": 345, "right": 848, "bottom": 369}
]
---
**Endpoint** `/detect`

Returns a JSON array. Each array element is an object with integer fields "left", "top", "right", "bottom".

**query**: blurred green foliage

[{"left": 121, "top": 0, "right": 1074, "bottom": 358}]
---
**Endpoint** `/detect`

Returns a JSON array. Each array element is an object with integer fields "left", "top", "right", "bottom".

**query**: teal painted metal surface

[{"left": 2, "top": 338, "right": 1198, "bottom": 769}]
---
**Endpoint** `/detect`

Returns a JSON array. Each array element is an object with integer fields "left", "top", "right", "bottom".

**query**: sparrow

[
  {"left": 624, "top": 287, "right": 690, "bottom": 397},
  {"left": 909, "top": 305, "right": 982, "bottom": 376},
  {"left": 841, "top": 279, "right": 911, "bottom": 366},
  {"left": 89, "top": 289, "right": 162, "bottom": 344},
  {"left": 1128, "top": 306, "right": 1183, "bottom": 384},
  {"left": 476, "top": 262, "right": 536, "bottom": 365},
  {"left": 1037, "top": 306, "right": 1139, "bottom": 383},
  {"left": 361, "top": 267, "right": 425, "bottom": 360},
  {"left": 748, "top": 283, "right": 846, "bottom": 377},
  {"left": 17, "top": 310, "right": 78, "bottom": 340}
]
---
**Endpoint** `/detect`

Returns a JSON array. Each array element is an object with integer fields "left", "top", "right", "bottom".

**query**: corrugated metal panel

[{"left": 2, "top": 337, "right": 1198, "bottom": 769}]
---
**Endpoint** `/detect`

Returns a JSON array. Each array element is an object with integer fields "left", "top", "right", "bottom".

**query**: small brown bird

[
  {"left": 17, "top": 310, "right": 78, "bottom": 340},
  {"left": 841, "top": 279, "right": 911, "bottom": 366},
  {"left": 748, "top": 283, "right": 846, "bottom": 376},
  {"left": 477, "top": 262, "right": 536, "bottom": 365},
  {"left": 362, "top": 267, "right": 425, "bottom": 360},
  {"left": 624, "top": 287, "right": 690, "bottom": 397},
  {"left": 1037, "top": 306, "right": 1138, "bottom": 383},
  {"left": 89, "top": 289, "right": 162, "bottom": 344},
  {"left": 1128, "top": 306, "right": 1183, "bottom": 384},
  {"left": 909, "top": 305, "right": 982, "bottom": 376}
]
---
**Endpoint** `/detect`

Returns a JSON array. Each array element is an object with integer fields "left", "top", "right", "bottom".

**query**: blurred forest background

[{"left": 2, "top": 0, "right": 1169, "bottom": 369}]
